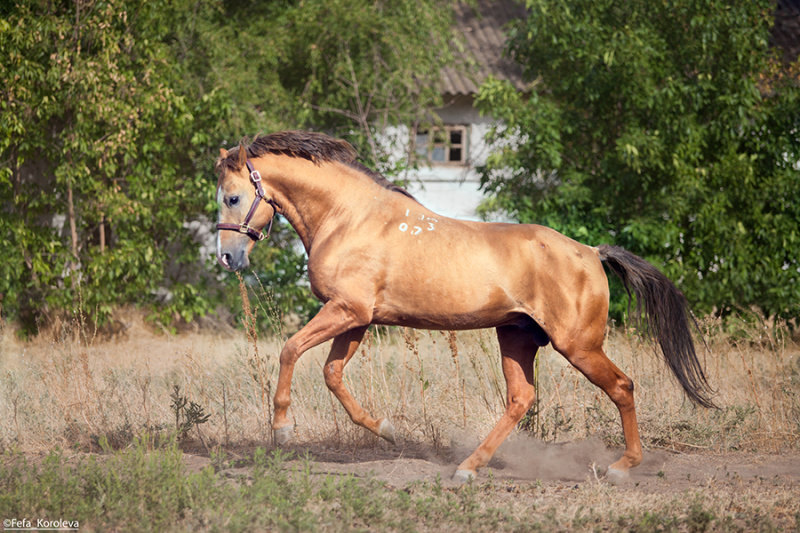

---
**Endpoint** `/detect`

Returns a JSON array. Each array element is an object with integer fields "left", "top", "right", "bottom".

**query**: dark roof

[
  {"left": 771, "top": 0, "right": 800, "bottom": 64},
  {"left": 441, "top": 0, "right": 527, "bottom": 96}
]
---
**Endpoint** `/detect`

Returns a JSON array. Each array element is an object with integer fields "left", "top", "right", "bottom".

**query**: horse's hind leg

[
  {"left": 559, "top": 345, "right": 642, "bottom": 480},
  {"left": 323, "top": 326, "right": 396, "bottom": 443},
  {"left": 454, "top": 325, "right": 538, "bottom": 482}
]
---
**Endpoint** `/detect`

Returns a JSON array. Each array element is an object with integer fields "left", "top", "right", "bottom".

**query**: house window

[{"left": 415, "top": 125, "right": 468, "bottom": 165}]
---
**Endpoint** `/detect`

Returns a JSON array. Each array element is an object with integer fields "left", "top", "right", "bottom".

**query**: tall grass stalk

[{"left": 237, "top": 272, "right": 273, "bottom": 443}]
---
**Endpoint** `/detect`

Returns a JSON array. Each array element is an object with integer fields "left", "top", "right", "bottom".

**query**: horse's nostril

[{"left": 221, "top": 253, "right": 233, "bottom": 269}]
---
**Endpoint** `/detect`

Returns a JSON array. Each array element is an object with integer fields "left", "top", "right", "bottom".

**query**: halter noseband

[{"left": 217, "top": 160, "right": 278, "bottom": 242}]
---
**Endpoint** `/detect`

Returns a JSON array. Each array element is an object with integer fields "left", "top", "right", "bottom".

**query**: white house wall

[{"left": 388, "top": 96, "right": 498, "bottom": 221}]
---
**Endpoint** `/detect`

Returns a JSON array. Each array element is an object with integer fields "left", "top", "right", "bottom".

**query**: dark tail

[{"left": 598, "top": 244, "right": 715, "bottom": 408}]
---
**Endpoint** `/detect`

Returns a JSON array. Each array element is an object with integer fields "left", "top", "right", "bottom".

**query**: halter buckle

[{"left": 250, "top": 169, "right": 262, "bottom": 183}]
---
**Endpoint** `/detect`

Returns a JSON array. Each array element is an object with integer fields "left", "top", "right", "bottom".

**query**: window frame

[{"left": 414, "top": 124, "right": 469, "bottom": 166}]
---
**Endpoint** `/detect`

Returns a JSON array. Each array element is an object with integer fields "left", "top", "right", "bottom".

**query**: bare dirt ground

[
  {"left": 183, "top": 435, "right": 800, "bottom": 494},
  {"left": 178, "top": 436, "right": 800, "bottom": 529}
]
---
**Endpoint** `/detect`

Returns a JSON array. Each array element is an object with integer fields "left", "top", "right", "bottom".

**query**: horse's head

[{"left": 215, "top": 146, "right": 278, "bottom": 271}]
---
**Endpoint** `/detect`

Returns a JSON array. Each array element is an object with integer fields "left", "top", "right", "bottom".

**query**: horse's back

[{"left": 353, "top": 209, "right": 610, "bottom": 341}]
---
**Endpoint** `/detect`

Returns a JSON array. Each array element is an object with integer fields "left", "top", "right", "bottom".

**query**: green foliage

[
  {"left": 244, "top": 224, "right": 322, "bottom": 327},
  {"left": 0, "top": 439, "right": 222, "bottom": 531},
  {"left": 477, "top": 0, "right": 800, "bottom": 322},
  {"left": 266, "top": 0, "right": 461, "bottom": 172},
  {"left": 1, "top": 0, "right": 226, "bottom": 332},
  {"left": 0, "top": 445, "right": 513, "bottom": 531},
  {"left": 1, "top": 0, "right": 463, "bottom": 333}
]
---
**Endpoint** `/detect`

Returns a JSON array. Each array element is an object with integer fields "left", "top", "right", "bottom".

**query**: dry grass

[
  {"left": 0, "top": 307, "right": 798, "bottom": 457},
  {"left": 1, "top": 302, "right": 799, "bottom": 531}
]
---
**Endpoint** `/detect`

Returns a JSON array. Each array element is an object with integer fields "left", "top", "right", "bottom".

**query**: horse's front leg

[{"left": 272, "top": 300, "right": 370, "bottom": 445}]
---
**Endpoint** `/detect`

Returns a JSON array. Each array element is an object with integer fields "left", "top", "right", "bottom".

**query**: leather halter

[{"left": 216, "top": 160, "right": 278, "bottom": 242}]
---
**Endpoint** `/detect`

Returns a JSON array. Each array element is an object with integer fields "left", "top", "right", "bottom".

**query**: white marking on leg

[{"left": 453, "top": 469, "right": 476, "bottom": 483}]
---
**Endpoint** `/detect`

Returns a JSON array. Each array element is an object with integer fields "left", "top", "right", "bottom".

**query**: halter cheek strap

[{"left": 216, "top": 160, "right": 278, "bottom": 242}]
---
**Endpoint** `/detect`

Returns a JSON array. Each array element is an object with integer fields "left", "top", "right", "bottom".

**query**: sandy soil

[{"left": 184, "top": 434, "right": 800, "bottom": 494}]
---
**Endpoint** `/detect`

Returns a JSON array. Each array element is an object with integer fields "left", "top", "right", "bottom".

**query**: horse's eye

[{"left": 228, "top": 196, "right": 240, "bottom": 207}]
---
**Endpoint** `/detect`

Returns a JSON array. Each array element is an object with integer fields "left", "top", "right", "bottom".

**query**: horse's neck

[{"left": 267, "top": 158, "right": 386, "bottom": 252}]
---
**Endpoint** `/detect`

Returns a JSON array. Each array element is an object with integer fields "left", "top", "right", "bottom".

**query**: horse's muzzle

[{"left": 218, "top": 248, "right": 250, "bottom": 272}]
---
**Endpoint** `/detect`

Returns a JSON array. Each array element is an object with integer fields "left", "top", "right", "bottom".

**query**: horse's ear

[
  {"left": 237, "top": 143, "right": 248, "bottom": 168},
  {"left": 219, "top": 147, "right": 229, "bottom": 158}
]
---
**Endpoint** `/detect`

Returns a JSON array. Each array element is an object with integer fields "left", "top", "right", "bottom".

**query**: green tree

[
  {"left": 219, "top": 0, "right": 461, "bottom": 172},
  {"left": 477, "top": 0, "right": 800, "bottom": 321},
  {"left": 0, "top": 0, "right": 224, "bottom": 331},
  {"left": 1, "top": 0, "right": 467, "bottom": 333}
]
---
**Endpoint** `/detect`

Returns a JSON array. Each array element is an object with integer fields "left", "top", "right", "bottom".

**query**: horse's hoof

[
  {"left": 453, "top": 469, "right": 476, "bottom": 483},
  {"left": 606, "top": 466, "right": 630, "bottom": 485},
  {"left": 378, "top": 419, "right": 396, "bottom": 444},
  {"left": 273, "top": 426, "right": 293, "bottom": 446}
]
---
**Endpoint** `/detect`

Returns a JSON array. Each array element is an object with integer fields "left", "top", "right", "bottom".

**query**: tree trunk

[
  {"left": 99, "top": 213, "right": 105, "bottom": 254},
  {"left": 67, "top": 179, "right": 79, "bottom": 261}
]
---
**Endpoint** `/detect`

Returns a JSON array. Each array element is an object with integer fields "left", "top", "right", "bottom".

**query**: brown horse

[{"left": 215, "top": 130, "right": 713, "bottom": 482}]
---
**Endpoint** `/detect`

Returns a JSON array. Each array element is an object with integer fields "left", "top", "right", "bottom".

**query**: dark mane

[{"left": 216, "top": 130, "right": 415, "bottom": 200}]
